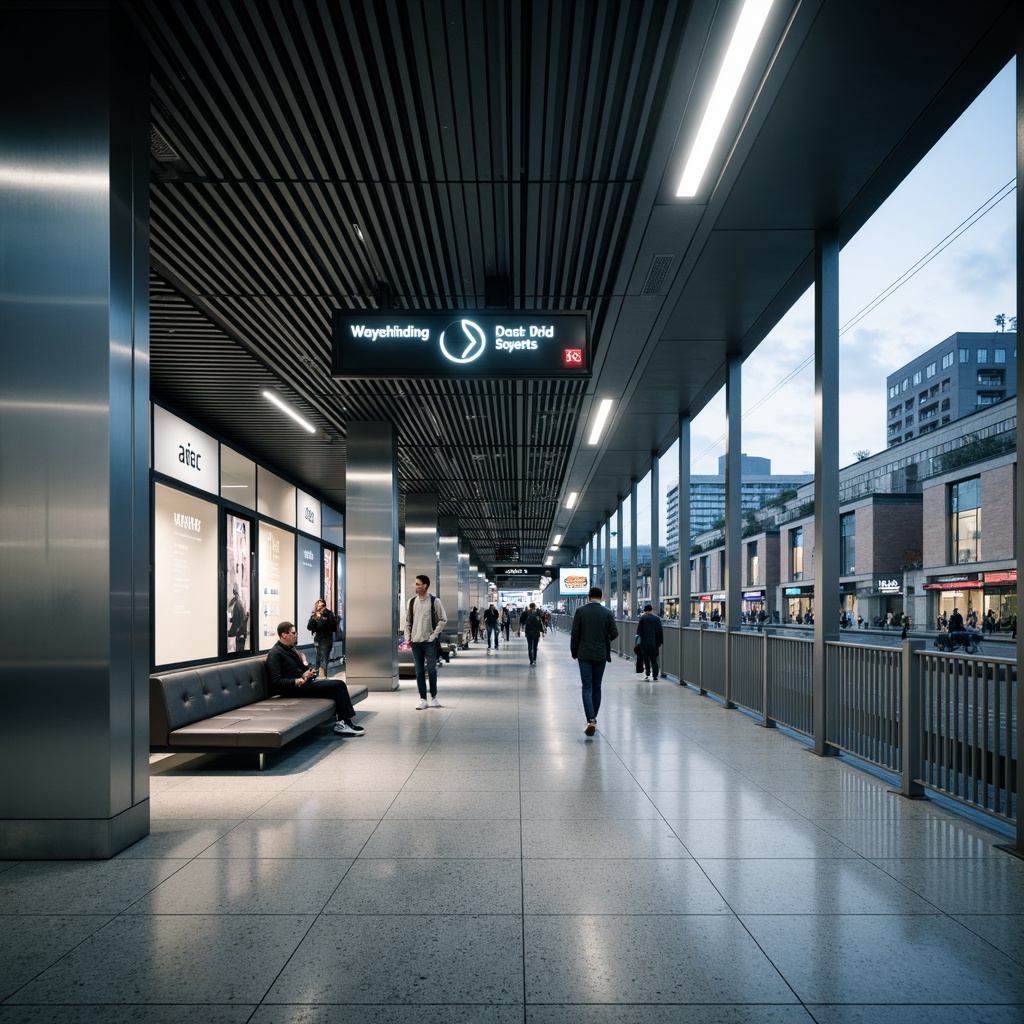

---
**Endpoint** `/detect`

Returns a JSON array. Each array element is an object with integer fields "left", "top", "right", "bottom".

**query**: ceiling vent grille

[
  {"left": 150, "top": 126, "right": 180, "bottom": 161},
  {"left": 641, "top": 254, "right": 674, "bottom": 296}
]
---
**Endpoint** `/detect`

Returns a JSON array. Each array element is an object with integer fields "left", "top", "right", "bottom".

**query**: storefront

[
  {"left": 923, "top": 572, "right": 983, "bottom": 629},
  {"left": 782, "top": 584, "right": 814, "bottom": 624},
  {"left": 864, "top": 576, "right": 903, "bottom": 628},
  {"left": 982, "top": 569, "right": 1017, "bottom": 631},
  {"left": 838, "top": 581, "right": 859, "bottom": 627},
  {"left": 742, "top": 589, "right": 766, "bottom": 624}
]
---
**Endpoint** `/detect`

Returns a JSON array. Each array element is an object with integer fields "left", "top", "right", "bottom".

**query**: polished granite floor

[{"left": 2, "top": 628, "right": 1024, "bottom": 1023}]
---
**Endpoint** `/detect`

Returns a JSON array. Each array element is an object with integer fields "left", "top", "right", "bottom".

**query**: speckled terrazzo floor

[{"left": 2, "top": 628, "right": 1022, "bottom": 1023}]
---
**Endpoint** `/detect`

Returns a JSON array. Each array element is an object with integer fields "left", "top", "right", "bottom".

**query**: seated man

[{"left": 266, "top": 620, "right": 364, "bottom": 736}]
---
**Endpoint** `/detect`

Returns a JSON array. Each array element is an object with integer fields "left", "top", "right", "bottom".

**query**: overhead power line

[{"left": 692, "top": 179, "right": 1017, "bottom": 466}]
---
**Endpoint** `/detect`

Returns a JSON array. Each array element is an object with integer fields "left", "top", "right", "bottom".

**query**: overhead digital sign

[
  {"left": 332, "top": 311, "right": 590, "bottom": 379},
  {"left": 493, "top": 564, "right": 553, "bottom": 579}
]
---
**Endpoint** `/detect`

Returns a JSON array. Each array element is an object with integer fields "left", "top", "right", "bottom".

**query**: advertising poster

[
  {"left": 336, "top": 553, "right": 345, "bottom": 645},
  {"left": 297, "top": 537, "right": 322, "bottom": 642},
  {"left": 559, "top": 566, "right": 592, "bottom": 597},
  {"left": 154, "top": 483, "right": 218, "bottom": 665},
  {"left": 225, "top": 513, "right": 251, "bottom": 654},
  {"left": 259, "top": 523, "right": 295, "bottom": 651}
]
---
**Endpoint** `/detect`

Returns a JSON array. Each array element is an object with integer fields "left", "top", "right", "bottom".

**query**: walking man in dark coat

[
  {"left": 570, "top": 586, "right": 619, "bottom": 737},
  {"left": 637, "top": 602, "right": 664, "bottom": 681}
]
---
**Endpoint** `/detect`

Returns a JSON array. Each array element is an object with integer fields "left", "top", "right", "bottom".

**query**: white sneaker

[
  {"left": 415, "top": 699, "right": 428, "bottom": 710},
  {"left": 429, "top": 697, "right": 441, "bottom": 708},
  {"left": 333, "top": 721, "right": 359, "bottom": 735}
]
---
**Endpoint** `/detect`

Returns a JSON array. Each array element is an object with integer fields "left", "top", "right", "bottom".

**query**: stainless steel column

[
  {"left": 813, "top": 230, "right": 840, "bottom": 756},
  {"left": 346, "top": 423, "right": 399, "bottom": 691},
  {"left": 439, "top": 516, "right": 460, "bottom": 630},
  {"left": 458, "top": 548, "right": 470, "bottom": 634},
  {"left": 405, "top": 493, "right": 438, "bottom": 596},
  {"left": 650, "top": 455, "right": 660, "bottom": 612},
  {"left": 724, "top": 355, "right": 742, "bottom": 709},
  {"left": 0, "top": 7, "right": 150, "bottom": 858},
  {"left": 679, "top": 416, "right": 692, "bottom": 623}
]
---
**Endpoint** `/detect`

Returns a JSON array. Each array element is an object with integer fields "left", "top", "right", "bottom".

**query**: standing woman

[{"left": 308, "top": 598, "right": 337, "bottom": 678}]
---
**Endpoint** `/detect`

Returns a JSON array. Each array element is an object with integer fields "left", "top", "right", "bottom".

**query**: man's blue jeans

[
  {"left": 526, "top": 635, "right": 539, "bottom": 663},
  {"left": 411, "top": 640, "right": 438, "bottom": 699},
  {"left": 578, "top": 659, "right": 607, "bottom": 721},
  {"left": 486, "top": 624, "right": 500, "bottom": 649}
]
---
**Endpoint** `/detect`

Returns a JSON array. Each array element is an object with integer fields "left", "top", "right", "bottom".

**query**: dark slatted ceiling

[{"left": 129, "top": 0, "right": 1012, "bottom": 580}]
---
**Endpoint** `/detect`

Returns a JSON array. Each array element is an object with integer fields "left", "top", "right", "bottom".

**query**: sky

[{"left": 687, "top": 59, "right": 1017, "bottom": 478}]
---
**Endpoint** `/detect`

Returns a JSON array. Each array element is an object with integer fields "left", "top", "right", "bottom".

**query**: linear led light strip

[
  {"left": 263, "top": 390, "right": 316, "bottom": 433},
  {"left": 588, "top": 398, "right": 614, "bottom": 445},
  {"left": 676, "top": 0, "right": 775, "bottom": 198}
]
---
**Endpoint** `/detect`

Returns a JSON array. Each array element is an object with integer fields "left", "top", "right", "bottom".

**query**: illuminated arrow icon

[{"left": 439, "top": 319, "right": 487, "bottom": 363}]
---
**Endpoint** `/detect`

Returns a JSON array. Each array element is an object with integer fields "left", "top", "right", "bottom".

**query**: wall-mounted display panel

[
  {"left": 221, "top": 445, "right": 256, "bottom": 510},
  {"left": 323, "top": 505, "right": 344, "bottom": 548},
  {"left": 257, "top": 466, "right": 296, "bottom": 526},
  {"left": 559, "top": 566, "right": 592, "bottom": 597},
  {"left": 154, "top": 483, "right": 218, "bottom": 665},
  {"left": 297, "top": 535, "right": 322, "bottom": 639},
  {"left": 153, "top": 405, "right": 219, "bottom": 496},
  {"left": 258, "top": 523, "right": 295, "bottom": 650},
  {"left": 226, "top": 512, "right": 252, "bottom": 654}
]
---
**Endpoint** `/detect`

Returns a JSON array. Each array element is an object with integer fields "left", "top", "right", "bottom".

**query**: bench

[{"left": 150, "top": 653, "right": 368, "bottom": 769}]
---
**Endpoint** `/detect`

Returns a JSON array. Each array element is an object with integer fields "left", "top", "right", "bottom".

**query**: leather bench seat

[{"left": 151, "top": 654, "right": 367, "bottom": 768}]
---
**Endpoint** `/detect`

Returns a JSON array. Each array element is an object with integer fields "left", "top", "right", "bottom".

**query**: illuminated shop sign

[
  {"left": 876, "top": 578, "right": 901, "bottom": 592},
  {"left": 984, "top": 570, "right": 1017, "bottom": 584},
  {"left": 331, "top": 311, "right": 590, "bottom": 379},
  {"left": 153, "top": 405, "right": 219, "bottom": 496},
  {"left": 742, "top": 591, "right": 763, "bottom": 600}
]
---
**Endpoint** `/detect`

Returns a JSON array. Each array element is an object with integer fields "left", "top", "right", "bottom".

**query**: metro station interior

[{"left": 2, "top": 1, "right": 1023, "bottom": 1020}]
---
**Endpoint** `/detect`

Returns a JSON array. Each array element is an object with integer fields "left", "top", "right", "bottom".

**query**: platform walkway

[{"left": 2, "top": 628, "right": 1023, "bottom": 1022}]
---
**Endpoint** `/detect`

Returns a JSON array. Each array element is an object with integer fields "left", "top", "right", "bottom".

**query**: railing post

[
  {"left": 697, "top": 624, "right": 707, "bottom": 695},
  {"left": 901, "top": 639, "right": 925, "bottom": 799},
  {"left": 760, "top": 628, "right": 775, "bottom": 728}
]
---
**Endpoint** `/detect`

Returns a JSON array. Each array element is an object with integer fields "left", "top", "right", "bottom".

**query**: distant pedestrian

[
  {"left": 522, "top": 602, "right": 546, "bottom": 666},
  {"left": 570, "top": 586, "right": 618, "bottom": 737},
  {"left": 637, "top": 602, "right": 664, "bottom": 681},
  {"left": 483, "top": 602, "right": 501, "bottom": 652}
]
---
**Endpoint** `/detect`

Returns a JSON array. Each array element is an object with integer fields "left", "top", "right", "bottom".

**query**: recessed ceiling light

[{"left": 565, "top": 492, "right": 578, "bottom": 509}]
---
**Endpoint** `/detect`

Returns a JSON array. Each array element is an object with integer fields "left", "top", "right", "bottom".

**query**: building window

[
  {"left": 959, "top": 348, "right": 970, "bottom": 363},
  {"left": 747, "top": 540, "right": 758, "bottom": 586},
  {"left": 995, "top": 348, "right": 1006, "bottom": 363},
  {"left": 840, "top": 513, "right": 855, "bottom": 575},
  {"left": 699, "top": 555, "right": 710, "bottom": 592},
  {"left": 950, "top": 477, "right": 981, "bottom": 564},
  {"left": 902, "top": 378, "right": 909, "bottom": 392},
  {"left": 912, "top": 371, "right": 922, "bottom": 385},
  {"left": 926, "top": 361, "right": 936, "bottom": 378},
  {"left": 977, "top": 349, "right": 988, "bottom": 364},
  {"left": 790, "top": 526, "right": 804, "bottom": 580},
  {"left": 941, "top": 352, "right": 954, "bottom": 369}
]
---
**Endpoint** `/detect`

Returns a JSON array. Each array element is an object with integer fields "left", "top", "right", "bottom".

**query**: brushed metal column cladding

[
  {"left": 345, "top": 423, "right": 399, "bottom": 690},
  {"left": 0, "top": 8, "right": 150, "bottom": 857}
]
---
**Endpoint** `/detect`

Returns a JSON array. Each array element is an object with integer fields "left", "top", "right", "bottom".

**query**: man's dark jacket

[
  {"left": 637, "top": 612, "right": 664, "bottom": 648},
  {"left": 570, "top": 601, "right": 618, "bottom": 662}
]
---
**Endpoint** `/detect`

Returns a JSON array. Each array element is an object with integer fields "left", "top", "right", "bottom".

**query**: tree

[
  {"left": 854, "top": 449, "right": 871, "bottom": 461},
  {"left": 994, "top": 313, "right": 1006, "bottom": 332}
]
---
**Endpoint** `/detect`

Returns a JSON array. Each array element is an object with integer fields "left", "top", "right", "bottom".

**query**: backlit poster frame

[
  {"left": 559, "top": 566, "right": 592, "bottom": 597},
  {"left": 154, "top": 483, "right": 219, "bottom": 666},
  {"left": 297, "top": 535, "right": 322, "bottom": 643},
  {"left": 225, "top": 512, "right": 252, "bottom": 654},
  {"left": 258, "top": 523, "right": 295, "bottom": 651}
]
